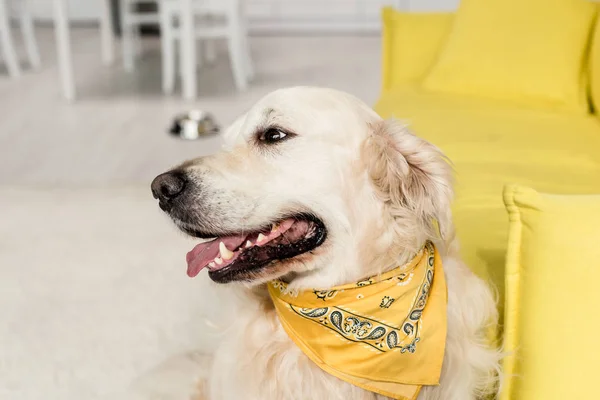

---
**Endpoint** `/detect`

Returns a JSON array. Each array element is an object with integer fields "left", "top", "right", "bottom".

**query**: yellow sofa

[
  {"left": 376, "top": 4, "right": 600, "bottom": 398},
  {"left": 376, "top": 88, "right": 600, "bottom": 310}
]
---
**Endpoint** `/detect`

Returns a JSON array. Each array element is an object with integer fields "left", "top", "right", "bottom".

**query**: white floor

[{"left": 0, "top": 27, "right": 381, "bottom": 400}]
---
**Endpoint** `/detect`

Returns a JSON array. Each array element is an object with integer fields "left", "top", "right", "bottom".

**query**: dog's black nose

[{"left": 151, "top": 172, "right": 186, "bottom": 203}]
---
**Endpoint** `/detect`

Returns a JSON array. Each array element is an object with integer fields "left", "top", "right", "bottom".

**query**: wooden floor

[{"left": 0, "top": 27, "right": 381, "bottom": 186}]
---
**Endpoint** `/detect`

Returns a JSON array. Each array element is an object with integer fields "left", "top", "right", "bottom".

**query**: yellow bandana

[{"left": 268, "top": 242, "right": 447, "bottom": 400}]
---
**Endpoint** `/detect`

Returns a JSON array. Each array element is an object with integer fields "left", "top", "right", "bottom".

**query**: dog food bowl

[{"left": 169, "top": 110, "right": 220, "bottom": 140}]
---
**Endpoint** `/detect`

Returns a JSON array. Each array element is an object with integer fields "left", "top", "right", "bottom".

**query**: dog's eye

[{"left": 259, "top": 128, "right": 289, "bottom": 144}]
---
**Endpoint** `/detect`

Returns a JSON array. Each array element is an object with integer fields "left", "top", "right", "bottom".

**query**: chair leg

[
  {"left": 19, "top": 0, "right": 41, "bottom": 70},
  {"left": 227, "top": 11, "right": 247, "bottom": 91},
  {"left": 53, "top": 0, "right": 75, "bottom": 100},
  {"left": 239, "top": 29, "right": 253, "bottom": 80},
  {"left": 120, "top": 0, "right": 134, "bottom": 72},
  {"left": 227, "top": 34, "right": 247, "bottom": 91},
  {"left": 0, "top": 0, "right": 21, "bottom": 78},
  {"left": 238, "top": 1, "right": 254, "bottom": 80},
  {"left": 99, "top": 0, "right": 115, "bottom": 65},
  {"left": 180, "top": 0, "right": 197, "bottom": 100},
  {"left": 159, "top": 5, "right": 175, "bottom": 94}
]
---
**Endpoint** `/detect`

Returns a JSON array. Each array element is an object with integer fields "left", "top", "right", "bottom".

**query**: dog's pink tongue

[{"left": 186, "top": 235, "right": 246, "bottom": 278}]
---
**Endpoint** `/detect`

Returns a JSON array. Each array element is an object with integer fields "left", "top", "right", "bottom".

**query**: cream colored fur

[{"left": 132, "top": 87, "right": 501, "bottom": 400}]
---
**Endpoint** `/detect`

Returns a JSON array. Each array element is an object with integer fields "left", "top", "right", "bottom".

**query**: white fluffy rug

[
  {"left": 0, "top": 29, "right": 382, "bottom": 400},
  {"left": 0, "top": 187, "right": 232, "bottom": 400}
]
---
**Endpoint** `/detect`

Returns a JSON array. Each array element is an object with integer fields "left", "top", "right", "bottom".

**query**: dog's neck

[
  {"left": 279, "top": 242, "right": 429, "bottom": 292},
  {"left": 238, "top": 245, "right": 434, "bottom": 323}
]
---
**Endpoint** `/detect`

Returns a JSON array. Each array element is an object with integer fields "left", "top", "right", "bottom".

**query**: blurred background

[
  {"left": 0, "top": 1, "right": 459, "bottom": 399},
  {"left": 3, "top": 1, "right": 599, "bottom": 400}
]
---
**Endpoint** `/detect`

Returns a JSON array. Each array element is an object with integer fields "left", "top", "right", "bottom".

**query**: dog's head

[{"left": 152, "top": 87, "right": 453, "bottom": 289}]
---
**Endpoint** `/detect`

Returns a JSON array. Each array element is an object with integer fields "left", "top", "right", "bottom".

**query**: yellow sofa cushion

[
  {"left": 591, "top": 16, "right": 600, "bottom": 114},
  {"left": 422, "top": 0, "right": 597, "bottom": 113},
  {"left": 501, "top": 185, "right": 600, "bottom": 400},
  {"left": 375, "top": 87, "right": 600, "bottom": 326},
  {"left": 381, "top": 8, "right": 453, "bottom": 90}
]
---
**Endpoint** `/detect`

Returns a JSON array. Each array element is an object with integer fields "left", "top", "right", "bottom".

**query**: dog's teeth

[
  {"left": 245, "top": 240, "right": 253, "bottom": 248},
  {"left": 215, "top": 257, "right": 223, "bottom": 265},
  {"left": 257, "top": 233, "right": 267, "bottom": 243},
  {"left": 219, "top": 242, "right": 234, "bottom": 260},
  {"left": 271, "top": 223, "right": 279, "bottom": 232},
  {"left": 208, "top": 262, "right": 216, "bottom": 269}
]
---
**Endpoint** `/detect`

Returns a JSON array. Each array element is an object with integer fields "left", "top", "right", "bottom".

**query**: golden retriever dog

[{"left": 146, "top": 87, "right": 500, "bottom": 400}]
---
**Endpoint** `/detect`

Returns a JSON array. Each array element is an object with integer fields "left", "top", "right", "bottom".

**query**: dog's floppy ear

[{"left": 361, "top": 119, "right": 454, "bottom": 241}]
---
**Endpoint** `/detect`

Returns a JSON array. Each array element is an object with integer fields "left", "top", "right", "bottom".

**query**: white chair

[
  {"left": 52, "top": 0, "right": 115, "bottom": 100},
  {"left": 0, "top": 0, "right": 40, "bottom": 78},
  {"left": 120, "top": 0, "right": 159, "bottom": 72},
  {"left": 159, "top": 0, "right": 254, "bottom": 97}
]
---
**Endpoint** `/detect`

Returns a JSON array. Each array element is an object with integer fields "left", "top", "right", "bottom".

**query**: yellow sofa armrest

[
  {"left": 381, "top": 7, "right": 453, "bottom": 92},
  {"left": 501, "top": 185, "right": 600, "bottom": 400}
]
